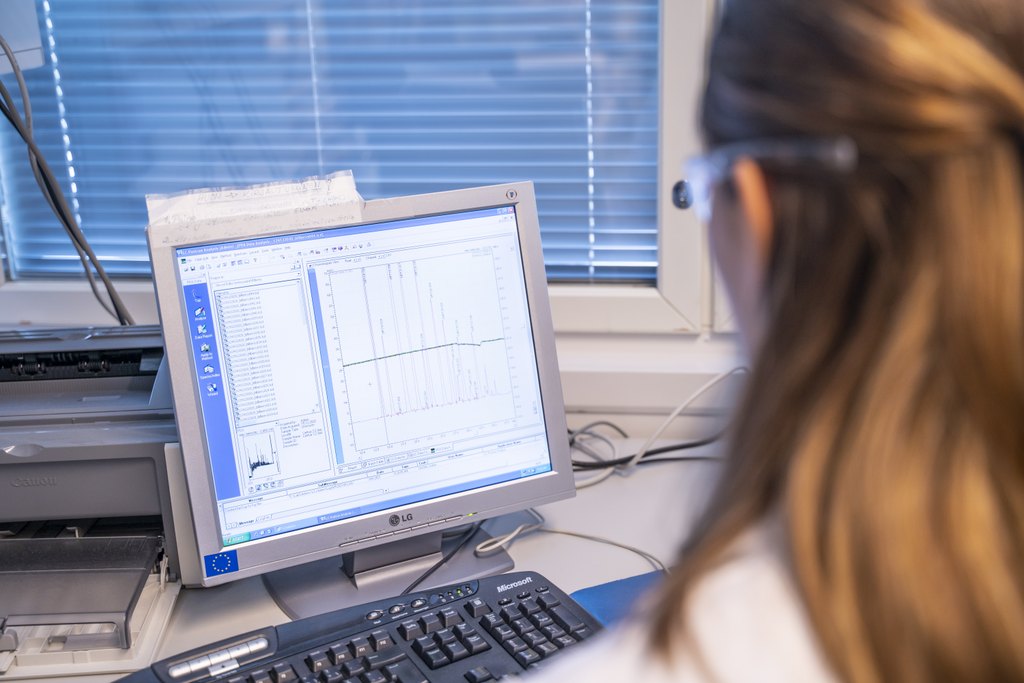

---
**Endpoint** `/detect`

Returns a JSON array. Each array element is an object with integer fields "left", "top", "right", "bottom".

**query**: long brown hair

[{"left": 653, "top": 1, "right": 1024, "bottom": 681}]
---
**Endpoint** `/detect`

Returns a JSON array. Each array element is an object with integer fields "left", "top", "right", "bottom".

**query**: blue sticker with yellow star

[{"left": 204, "top": 550, "right": 239, "bottom": 577}]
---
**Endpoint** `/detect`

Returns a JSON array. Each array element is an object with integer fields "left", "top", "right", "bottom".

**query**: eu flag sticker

[{"left": 204, "top": 550, "right": 239, "bottom": 577}]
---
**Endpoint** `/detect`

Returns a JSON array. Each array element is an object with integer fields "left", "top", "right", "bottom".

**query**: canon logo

[{"left": 10, "top": 476, "right": 57, "bottom": 488}]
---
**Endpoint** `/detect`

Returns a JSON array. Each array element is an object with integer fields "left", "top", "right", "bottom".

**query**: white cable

[
  {"left": 570, "top": 430, "right": 617, "bottom": 463},
  {"left": 537, "top": 528, "right": 666, "bottom": 573},
  {"left": 626, "top": 366, "right": 747, "bottom": 470},
  {"left": 475, "top": 508, "right": 667, "bottom": 573},
  {"left": 574, "top": 466, "right": 617, "bottom": 489},
  {"left": 475, "top": 509, "right": 546, "bottom": 557},
  {"left": 571, "top": 367, "right": 745, "bottom": 490}
]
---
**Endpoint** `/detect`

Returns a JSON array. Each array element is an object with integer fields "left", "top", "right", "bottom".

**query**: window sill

[{"left": 0, "top": 278, "right": 743, "bottom": 418}]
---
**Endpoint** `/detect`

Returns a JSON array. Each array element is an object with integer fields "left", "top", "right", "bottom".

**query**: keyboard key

[
  {"left": 517, "top": 598, "right": 541, "bottom": 616},
  {"left": 529, "top": 613, "right": 553, "bottom": 630},
  {"left": 499, "top": 606, "right": 522, "bottom": 622},
  {"left": 553, "top": 634, "right": 577, "bottom": 649},
  {"left": 522, "top": 631, "right": 547, "bottom": 650},
  {"left": 501, "top": 637, "right": 528, "bottom": 655},
  {"left": 384, "top": 661, "right": 429, "bottom": 683},
  {"left": 480, "top": 614, "right": 503, "bottom": 633},
  {"left": 438, "top": 607, "right": 462, "bottom": 627},
  {"left": 349, "top": 637, "right": 372, "bottom": 658},
  {"left": 271, "top": 663, "right": 298, "bottom": 682},
  {"left": 514, "top": 649, "right": 542, "bottom": 667},
  {"left": 359, "top": 671, "right": 387, "bottom": 683},
  {"left": 369, "top": 630, "right": 393, "bottom": 651},
  {"left": 441, "top": 640, "right": 470, "bottom": 662},
  {"left": 363, "top": 648, "right": 407, "bottom": 671},
  {"left": 432, "top": 629, "right": 457, "bottom": 648},
  {"left": 327, "top": 643, "right": 353, "bottom": 665},
  {"left": 464, "top": 666, "right": 494, "bottom": 682},
  {"left": 453, "top": 623, "right": 477, "bottom": 640},
  {"left": 341, "top": 660, "right": 367, "bottom": 678},
  {"left": 491, "top": 624, "right": 515, "bottom": 642},
  {"left": 534, "top": 641, "right": 560, "bottom": 659},
  {"left": 549, "top": 606, "right": 585, "bottom": 635},
  {"left": 306, "top": 652, "right": 330, "bottom": 673},
  {"left": 461, "top": 634, "right": 491, "bottom": 655},
  {"left": 465, "top": 598, "right": 490, "bottom": 618},
  {"left": 510, "top": 618, "right": 535, "bottom": 636},
  {"left": 318, "top": 671, "right": 344, "bottom": 683},
  {"left": 418, "top": 614, "right": 443, "bottom": 634},
  {"left": 418, "top": 648, "right": 448, "bottom": 670},
  {"left": 537, "top": 594, "right": 560, "bottom": 610},
  {"left": 398, "top": 620, "right": 424, "bottom": 641},
  {"left": 250, "top": 671, "right": 273, "bottom": 683},
  {"left": 412, "top": 636, "right": 433, "bottom": 657},
  {"left": 541, "top": 625, "right": 565, "bottom": 641}
]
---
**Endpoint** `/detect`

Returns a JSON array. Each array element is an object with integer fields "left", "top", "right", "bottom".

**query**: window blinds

[{"left": 0, "top": 0, "right": 659, "bottom": 282}]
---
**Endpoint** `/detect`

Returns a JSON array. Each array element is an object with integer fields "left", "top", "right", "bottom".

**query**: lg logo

[{"left": 389, "top": 513, "right": 413, "bottom": 526}]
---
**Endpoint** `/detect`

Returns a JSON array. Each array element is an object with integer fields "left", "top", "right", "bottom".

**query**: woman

[{"left": 529, "top": 0, "right": 1024, "bottom": 680}]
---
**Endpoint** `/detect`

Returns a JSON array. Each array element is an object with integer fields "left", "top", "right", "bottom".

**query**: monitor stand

[{"left": 262, "top": 512, "right": 531, "bottom": 620}]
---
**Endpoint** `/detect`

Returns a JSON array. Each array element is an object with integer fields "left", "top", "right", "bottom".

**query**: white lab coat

[{"left": 522, "top": 525, "right": 839, "bottom": 682}]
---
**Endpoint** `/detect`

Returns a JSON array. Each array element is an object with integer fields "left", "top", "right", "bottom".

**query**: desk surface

[{"left": 53, "top": 441, "right": 722, "bottom": 683}]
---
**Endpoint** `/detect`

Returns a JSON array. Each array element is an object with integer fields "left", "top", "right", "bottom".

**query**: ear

[{"left": 730, "top": 157, "right": 774, "bottom": 270}]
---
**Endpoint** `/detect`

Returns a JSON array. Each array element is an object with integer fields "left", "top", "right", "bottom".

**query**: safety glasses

[{"left": 681, "top": 136, "right": 858, "bottom": 221}]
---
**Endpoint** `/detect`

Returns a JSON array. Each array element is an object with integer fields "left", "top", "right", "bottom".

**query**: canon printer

[{"left": 0, "top": 325, "right": 186, "bottom": 680}]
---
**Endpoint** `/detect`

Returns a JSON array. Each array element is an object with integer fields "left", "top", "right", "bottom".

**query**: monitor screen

[{"left": 149, "top": 182, "right": 573, "bottom": 613}]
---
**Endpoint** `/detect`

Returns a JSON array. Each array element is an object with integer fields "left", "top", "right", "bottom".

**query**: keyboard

[{"left": 118, "top": 571, "right": 602, "bottom": 683}]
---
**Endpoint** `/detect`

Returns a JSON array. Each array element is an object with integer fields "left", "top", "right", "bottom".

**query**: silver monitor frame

[{"left": 149, "top": 181, "right": 574, "bottom": 588}]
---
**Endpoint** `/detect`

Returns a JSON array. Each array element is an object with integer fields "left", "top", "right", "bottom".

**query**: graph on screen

[{"left": 326, "top": 247, "right": 518, "bottom": 452}]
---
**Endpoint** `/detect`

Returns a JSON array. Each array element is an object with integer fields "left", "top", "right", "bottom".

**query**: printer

[{"left": 0, "top": 325, "right": 186, "bottom": 680}]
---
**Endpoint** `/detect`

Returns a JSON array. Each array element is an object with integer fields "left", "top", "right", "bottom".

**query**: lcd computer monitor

[{"left": 149, "top": 182, "right": 574, "bottom": 618}]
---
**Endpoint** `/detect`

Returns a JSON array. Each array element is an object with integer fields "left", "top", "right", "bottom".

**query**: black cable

[
  {"left": 568, "top": 420, "right": 628, "bottom": 446},
  {"left": 3, "top": 80, "right": 120, "bottom": 320},
  {"left": 400, "top": 522, "right": 483, "bottom": 596},
  {"left": 0, "top": 75, "right": 126, "bottom": 323},
  {"left": 0, "top": 77, "right": 119, "bottom": 311},
  {"left": 636, "top": 455, "right": 720, "bottom": 466},
  {"left": 0, "top": 33, "right": 133, "bottom": 324},
  {"left": 571, "top": 431, "right": 724, "bottom": 470}
]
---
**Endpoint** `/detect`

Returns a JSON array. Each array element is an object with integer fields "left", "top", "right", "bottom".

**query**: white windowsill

[{"left": 0, "top": 278, "right": 744, "bottom": 427}]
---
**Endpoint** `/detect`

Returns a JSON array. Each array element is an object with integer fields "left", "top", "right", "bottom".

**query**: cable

[
  {"left": 626, "top": 367, "right": 746, "bottom": 469},
  {"left": 572, "top": 432, "right": 724, "bottom": 469},
  {"left": 570, "top": 367, "right": 745, "bottom": 489},
  {"left": 474, "top": 509, "right": 667, "bottom": 574},
  {"left": 474, "top": 513, "right": 546, "bottom": 558},
  {"left": 0, "top": 74, "right": 128, "bottom": 323},
  {"left": 399, "top": 522, "right": 483, "bottom": 596},
  {"left": 569, "top": 420, "right": 628, "bottom": 444},
  {"left": 0, "top": 33, "right": 134, "bottom": 324},
  {"left": 536, "top": 528, "right": 666, "bottom": 574},
  {"left": 635, "top": 455, "right": 720, "bottom": 466}
]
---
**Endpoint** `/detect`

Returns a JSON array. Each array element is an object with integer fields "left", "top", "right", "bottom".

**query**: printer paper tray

[{"left": 0, "top": 536, "right": 160, "bottom": 650}]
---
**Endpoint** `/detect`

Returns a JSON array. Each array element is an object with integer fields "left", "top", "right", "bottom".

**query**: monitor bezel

[{"left": 148, "top": 181, "right": 574, "bottom": 587}]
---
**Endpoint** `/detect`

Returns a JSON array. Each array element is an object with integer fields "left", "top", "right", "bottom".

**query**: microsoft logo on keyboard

[{"left": 496, "top": 577, "right": 534, "bottom": 593}]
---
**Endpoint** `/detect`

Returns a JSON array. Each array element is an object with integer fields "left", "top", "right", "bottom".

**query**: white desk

[{"left": 53, "top": 441, "right": 722, "bottom": 682}]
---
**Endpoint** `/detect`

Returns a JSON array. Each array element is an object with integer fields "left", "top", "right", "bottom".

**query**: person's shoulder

[{"left": 682, "top": 523, "right": 839, "bottom": 683}]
